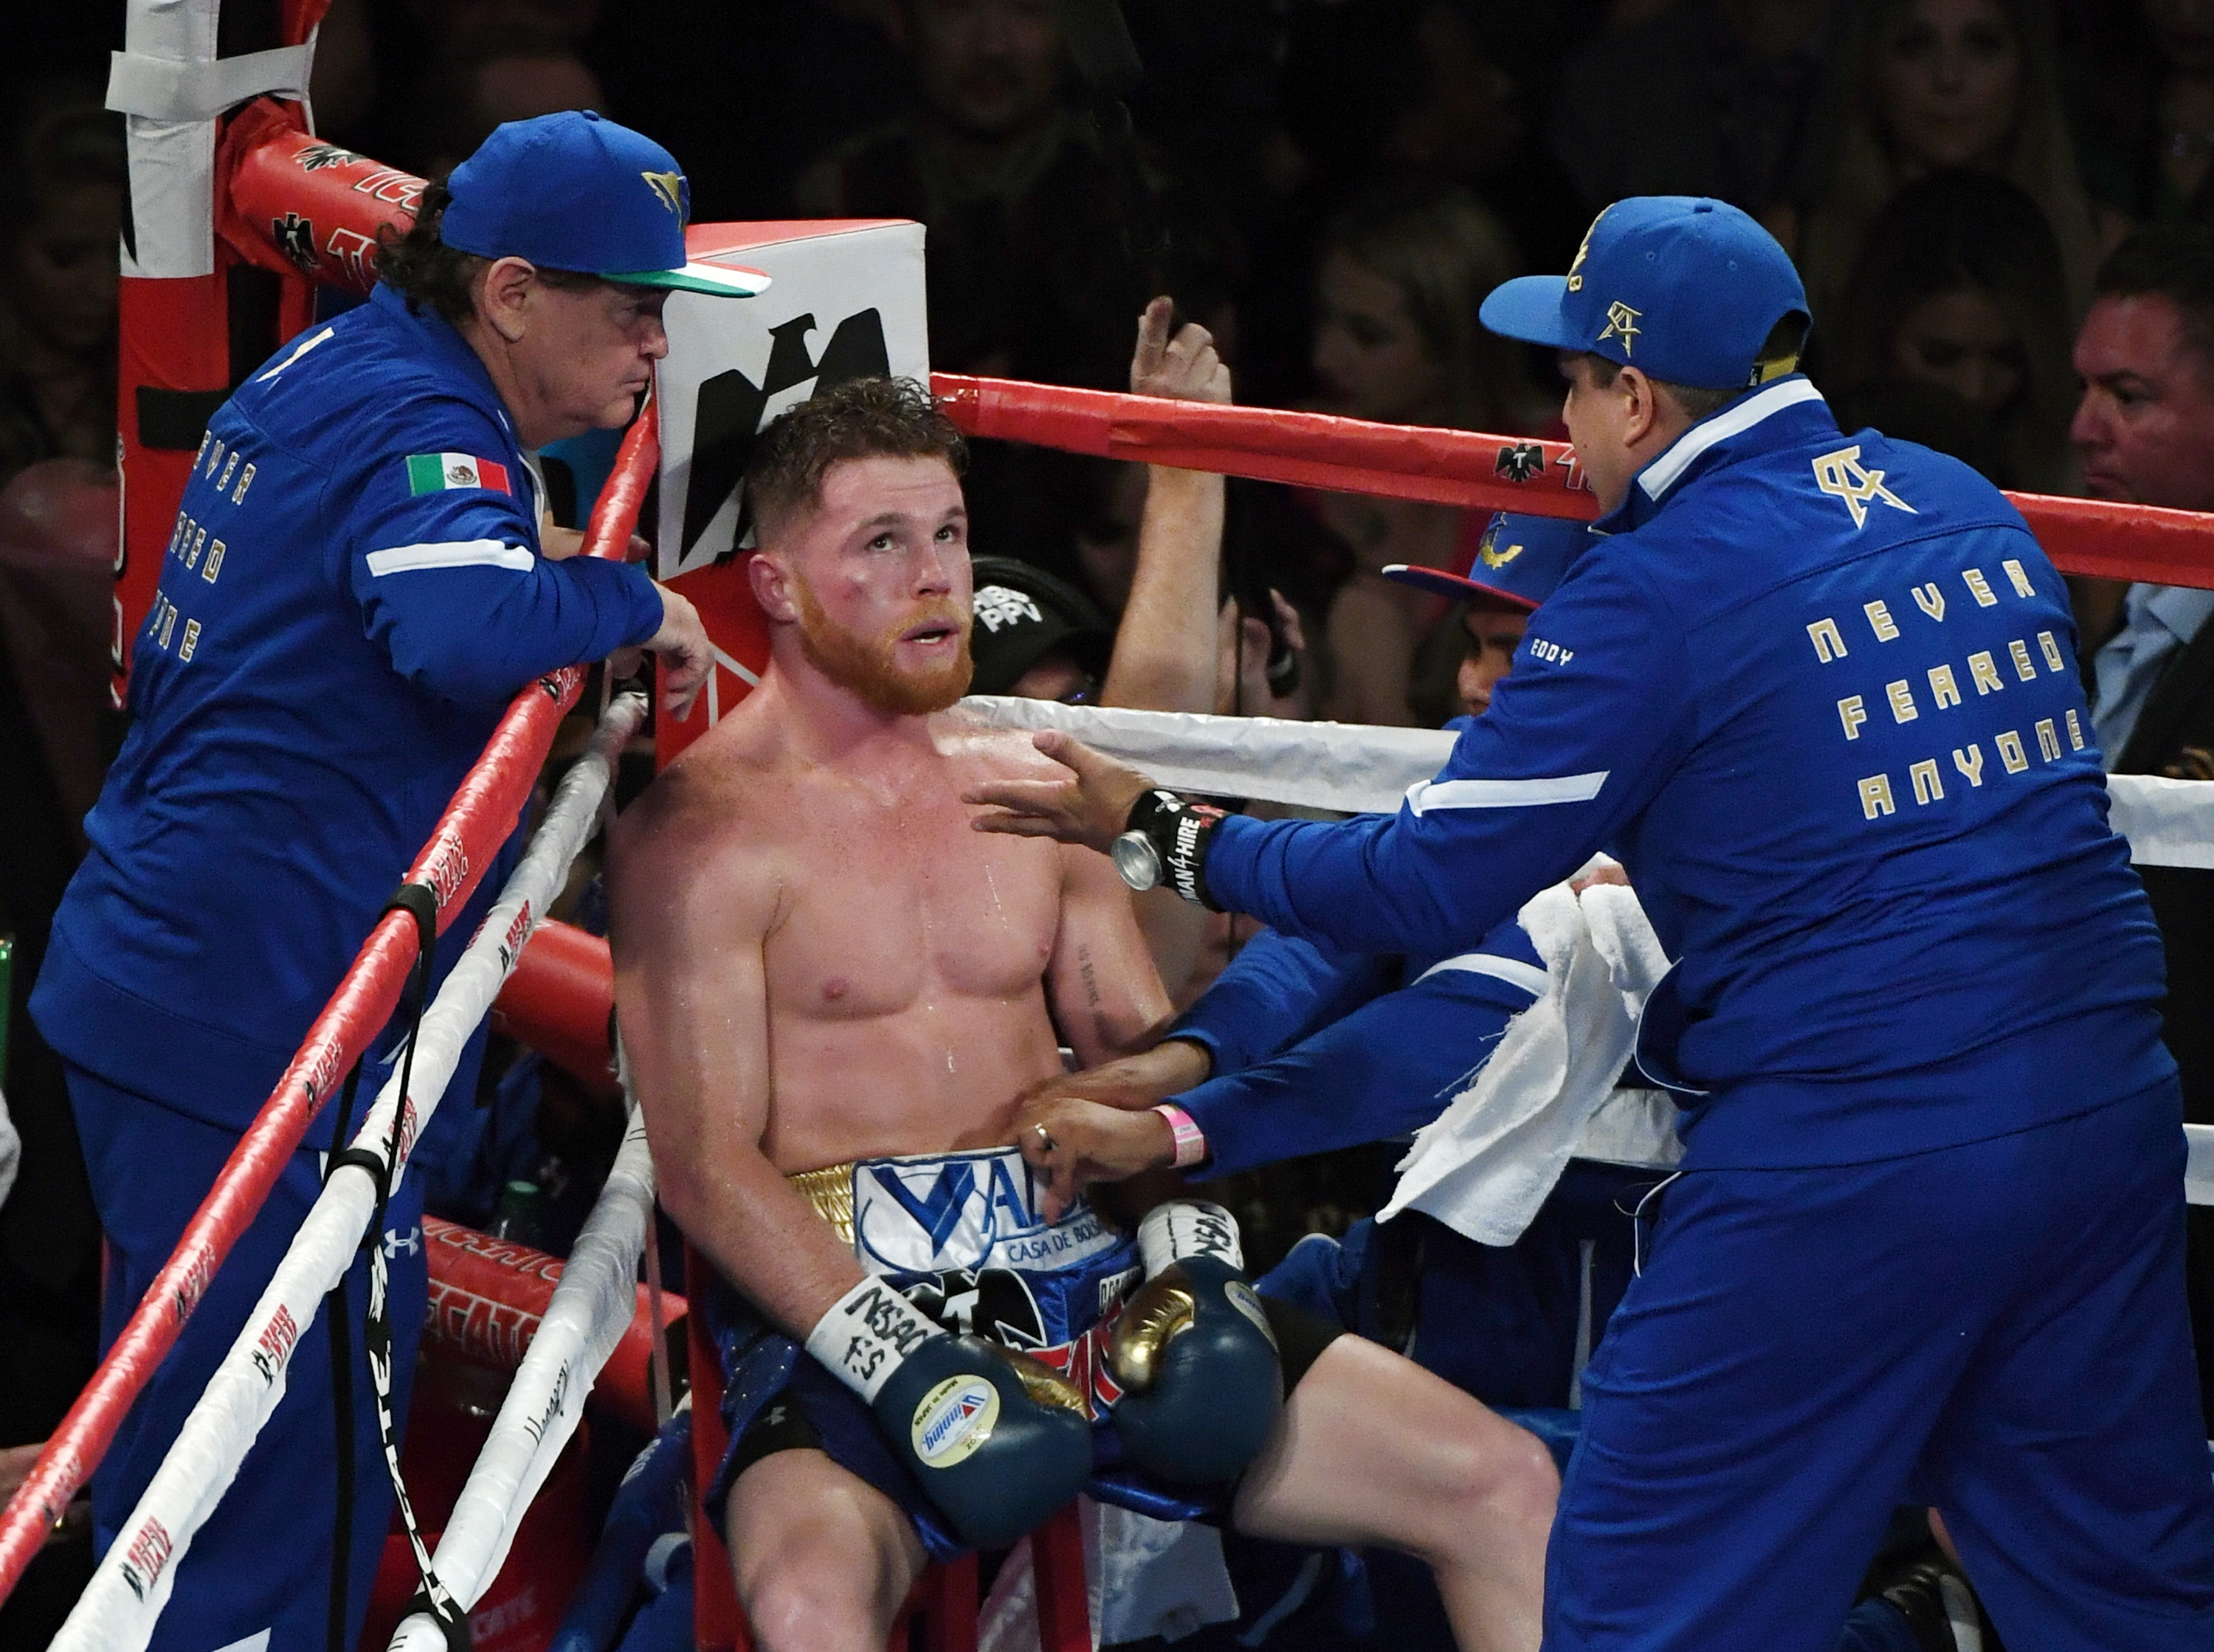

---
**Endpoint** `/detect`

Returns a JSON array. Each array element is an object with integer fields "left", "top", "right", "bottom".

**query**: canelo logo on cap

[
  {"left": 641, "top": 169, "right": 683, "bottom": 215},
  {"left": 1599, "top": 301, "right": 1641, "bottom": 356}
]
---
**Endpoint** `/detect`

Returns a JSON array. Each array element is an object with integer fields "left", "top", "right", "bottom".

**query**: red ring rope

[{"left": 931, "top": 375, "right": 2214, "bottom": 592}]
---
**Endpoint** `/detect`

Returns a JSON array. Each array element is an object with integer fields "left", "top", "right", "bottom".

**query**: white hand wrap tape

[
  {"left": 804, "top": 1277, "right": 945, "bottom": 1403},
  {"left": 1137, "top": 1199, "right": 1243, "bottom": 1278}
]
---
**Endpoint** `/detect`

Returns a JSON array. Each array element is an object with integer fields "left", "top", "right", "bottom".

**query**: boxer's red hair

[{"left": 746, "top": 376, "right": 967, "bottom": 537}]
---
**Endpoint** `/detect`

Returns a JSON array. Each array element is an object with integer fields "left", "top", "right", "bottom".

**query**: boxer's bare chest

[{"left": 759, "top": 750, "right": 1064, "bottom": 1022}]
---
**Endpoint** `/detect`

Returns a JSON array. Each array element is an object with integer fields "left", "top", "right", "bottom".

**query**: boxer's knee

[
  {"left": 741, "top": 1564, "right": 889, "bottom": 1652},
  {"left": 1404, "top": 1410, "right": 1559, "bottom": 1566},
  {"left": 728, "top": 1451, "right": 925, "bottom": 1652}
]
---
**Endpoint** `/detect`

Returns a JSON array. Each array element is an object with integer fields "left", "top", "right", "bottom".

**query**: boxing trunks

[{"left": 701, "top": 1146, "right": 1339, "bottom": 1559}]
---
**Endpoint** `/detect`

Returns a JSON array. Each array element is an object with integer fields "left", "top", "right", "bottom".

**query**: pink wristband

[{"left": 1153, "top": 1103, "right": 1207, "bottom": 1169}]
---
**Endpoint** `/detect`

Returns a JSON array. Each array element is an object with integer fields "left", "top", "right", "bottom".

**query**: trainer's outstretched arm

[{"left": 974, "top": 553, "right": 1698, "bottom": 961}]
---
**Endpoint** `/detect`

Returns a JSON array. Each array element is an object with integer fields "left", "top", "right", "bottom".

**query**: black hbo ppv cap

[{"left": 968, "top": 559, "right": 1114, "bottom": 697}]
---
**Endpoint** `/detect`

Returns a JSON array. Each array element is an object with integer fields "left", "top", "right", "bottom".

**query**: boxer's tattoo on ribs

[{"left": 1076, "top": 943, "right": 1109, "bottom": 1047}]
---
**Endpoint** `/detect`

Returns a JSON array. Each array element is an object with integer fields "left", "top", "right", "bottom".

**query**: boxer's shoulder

[
  {"left": 609, "top": 721, "right": 802, "bottom": 922},
  {"left": 930, "top": 714, "right": 1075, "bottom": 780}
]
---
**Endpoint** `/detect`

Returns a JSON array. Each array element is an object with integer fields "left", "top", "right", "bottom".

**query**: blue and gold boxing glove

[
  {"left": 806, "top": 1276, "right": 1092, "bottom": 1549},
  {"left": 1108, "top": 1200, "right": 1283, "bottom": 1486}
]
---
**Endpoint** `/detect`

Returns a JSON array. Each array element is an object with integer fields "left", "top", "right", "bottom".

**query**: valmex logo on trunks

[{"left": 855, "top": 1151, "right": 1115, "bottom": 1273}]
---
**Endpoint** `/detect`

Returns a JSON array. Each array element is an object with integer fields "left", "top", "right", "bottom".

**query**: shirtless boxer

[{"left": 607, "top": 379, "right": 1555, "bottom": 1652}]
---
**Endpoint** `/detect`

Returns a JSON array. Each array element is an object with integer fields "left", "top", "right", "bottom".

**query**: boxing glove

[
  {"left": 807, "top": 1276, "right": 1092, "bottom": 1549},
  {"left": 1108, "top": 1200, "right": 1283, "bottom": 1486}
]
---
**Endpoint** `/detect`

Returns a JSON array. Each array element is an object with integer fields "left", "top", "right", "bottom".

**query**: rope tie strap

[
  {"left": 360, "top": 879, "right": 455, "bottom": 1645},
  {"left": 106, "top": 46, "right": 314, "bottom": 122}
]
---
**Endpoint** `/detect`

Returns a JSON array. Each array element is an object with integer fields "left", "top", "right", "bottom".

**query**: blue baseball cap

[
  {"left": 1479, "top": 197, "right": 1806, "bottom": 390},
  {"left": 442, "top": 111, "right": 768, "bottom": 299},
  {"left": 1384, "top": 512, "right": 1586, "bottom": 611}
]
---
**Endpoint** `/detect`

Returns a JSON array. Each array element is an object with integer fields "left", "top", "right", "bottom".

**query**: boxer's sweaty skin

[{"left": 607, "top": 452, "right": 1170, "bottom": 1339}]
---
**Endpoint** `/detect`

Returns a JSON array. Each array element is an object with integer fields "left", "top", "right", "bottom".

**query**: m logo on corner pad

[{"left": 679, "top": 308, "right": 892, "bottom": 564}]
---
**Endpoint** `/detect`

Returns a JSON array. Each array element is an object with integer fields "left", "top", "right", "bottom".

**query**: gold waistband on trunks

[{"left": 787, "top": 1162, "right": 856, "bottom": 1246}]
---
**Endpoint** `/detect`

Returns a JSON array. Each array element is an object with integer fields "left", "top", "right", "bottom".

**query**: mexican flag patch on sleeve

[{"left": 406, "top": 452, "right": 511, "bottom": 495}]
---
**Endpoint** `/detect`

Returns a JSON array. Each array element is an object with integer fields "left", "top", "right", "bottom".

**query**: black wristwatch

[{"left": 1111, "top": 789, "right": 1228, "bottom": 908}]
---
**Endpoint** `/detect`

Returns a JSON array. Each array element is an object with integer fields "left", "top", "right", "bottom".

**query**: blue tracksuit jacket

[
  {"left": 1166, "top": 919, "right": 1545, "bottom": 1176},
  {"left": 1202, "top": 377, "right": 2170, "bottom": 1168},
  {"left": 34, "top": 283, "right": 664, "bottom": 1127}
]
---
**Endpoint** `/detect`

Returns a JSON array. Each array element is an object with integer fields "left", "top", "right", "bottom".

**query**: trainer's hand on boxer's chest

[
  {"left": 965, "top": 730, "right": 1153, "bottom": 854},
  {"left": 1014, "top": 1040, "right": 1214, "bottom": 1214}
]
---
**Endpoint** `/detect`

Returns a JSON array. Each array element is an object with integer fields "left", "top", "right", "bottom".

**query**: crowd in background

[{"left": 6, "top": 0, "right": 2214, "bottom": 1638}]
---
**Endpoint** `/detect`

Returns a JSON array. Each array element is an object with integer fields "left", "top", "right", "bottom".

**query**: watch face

[{"left": 1111, "top": 830, "right": 1162, "bottom": 891}]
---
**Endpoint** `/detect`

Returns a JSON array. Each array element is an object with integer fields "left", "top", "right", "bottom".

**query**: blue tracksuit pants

[
  {"left": 70, "top": 1063, "right": 430, "bottom": 1652},
  {"left": 1546, "top": 1085, "right": 2214, "bottom": 1651}
]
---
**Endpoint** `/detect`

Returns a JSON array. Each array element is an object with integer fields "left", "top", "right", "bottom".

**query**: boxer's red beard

[{"left": 791, "top": 576, "right": 974, "bottom": 715}]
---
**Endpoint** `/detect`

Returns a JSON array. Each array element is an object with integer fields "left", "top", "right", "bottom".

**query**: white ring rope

[
  {"left": 961, "top": 696, "right": 2214, "bottom": 869},
  {"left": 385, "top": 1107, "right": 659, "bottom": 1651},
  {"left": 52, "top": 690, "right": 648, "bottom": 1652},
  {"left": 963, "top": 697, "right": 2214, "bottom": 1204},
  {"left": 962, "top": 697, "right": 1457, "bottom": 820}
]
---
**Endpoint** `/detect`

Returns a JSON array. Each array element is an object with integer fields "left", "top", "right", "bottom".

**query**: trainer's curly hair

[{"left": 745, "top": 377, "right": 968, "bottom": 535}]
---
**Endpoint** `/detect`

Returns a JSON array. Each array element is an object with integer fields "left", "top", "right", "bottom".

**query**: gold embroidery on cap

[{"left": 1599, "top": 300, "right": 1641, "bottom": 355}]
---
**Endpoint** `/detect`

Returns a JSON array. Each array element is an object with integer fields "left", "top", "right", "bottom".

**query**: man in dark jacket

[
  {"left": 979, "top": 197, "right": 2214, "bottom": 1651},
  {"left": 2073, "top": 222, "right": 2214, "bottom": 1430}
]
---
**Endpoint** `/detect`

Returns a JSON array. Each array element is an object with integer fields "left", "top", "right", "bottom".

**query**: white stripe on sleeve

[
  {"left": 1406, "top": 772, "right": 1609, "bottom": 814},
  {"left": 1413, "top": 952, "right": 1549, "bottom": 997},
  {"left": 365, "top": 540, "right": 537, "bottom": 576}
]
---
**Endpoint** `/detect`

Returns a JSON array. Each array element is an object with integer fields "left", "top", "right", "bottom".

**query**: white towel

[
  {"left": 977, "top": 1496, "right": 1240, "bottom": 1650},
  {"left": 1379, "top": 878, "right": 1680, "bottom": 1245}
]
